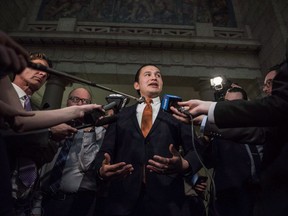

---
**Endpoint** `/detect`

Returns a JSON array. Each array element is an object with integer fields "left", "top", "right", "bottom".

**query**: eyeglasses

[
  {"left": 263, "top": 79, "right": 273, "bottom": 88},
  {"left": 68, "top": 96, "right": 91, "bottom": 104}
]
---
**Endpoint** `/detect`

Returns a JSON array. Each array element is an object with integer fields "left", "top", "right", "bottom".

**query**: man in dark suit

[
  {"left": 171, "top": 60, "right": 288, "bottom": 216},
  {"left": 202, "top": 87, "right": 263, "bottom": 216},
  {"left": 95, "top": 64, "right": 204, "bottom": 216}
]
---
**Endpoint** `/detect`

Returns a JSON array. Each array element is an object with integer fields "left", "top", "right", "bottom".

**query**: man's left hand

[{"left": 147, "top": 144, "right": 190, "bottom": 174}]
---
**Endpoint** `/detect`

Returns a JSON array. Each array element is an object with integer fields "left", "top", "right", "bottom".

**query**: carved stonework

[{"left": 2, "top": 0, "right": 265, "bottom": 106}]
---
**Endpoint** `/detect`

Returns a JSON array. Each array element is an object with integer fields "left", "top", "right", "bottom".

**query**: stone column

[
  {"left": 40, "top": 18, "right": 76, "bottom": 109},
  {"left": 41, "top": 75, "right": 70, "bottom": 109}
]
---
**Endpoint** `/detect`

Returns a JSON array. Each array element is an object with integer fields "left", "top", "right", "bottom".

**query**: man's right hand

[
  {"left": 50, "top": 123, "right": 78, "bottom": 142},
  {"left": 99, "top": 153, "right": 134, "bottom": 181},
  {"left": 171, "top": 100, "right": 213, "bottom": 124}
]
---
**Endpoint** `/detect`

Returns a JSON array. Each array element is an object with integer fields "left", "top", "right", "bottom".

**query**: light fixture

[{"left": 210, "top": 76, "right": 224, "bottom": 91}]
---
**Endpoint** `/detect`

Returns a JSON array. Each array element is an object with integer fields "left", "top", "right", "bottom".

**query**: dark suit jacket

[
  {"left": 214, "top": 61, "right": 288, "bottom": 128},
  {"left": 204, "top": 120, "right": 267, "bottom": 145},
  {"left": 3, "top": 129, "right": 57, "bottom": 168},
  {"left": 203, "top": 121, "right": 265, "bottom": 188},
  {"left": 202, "top": 121, "right": 264, "bottom": 196},
  {"left": 205, "top": 138, "right": 262, "bottom": 190},
  {"left": 212, "top": 61, "right": 288, "bottom": 216},
  {"left": 95, "top": 104, "right": 204, "bottom": 216}
]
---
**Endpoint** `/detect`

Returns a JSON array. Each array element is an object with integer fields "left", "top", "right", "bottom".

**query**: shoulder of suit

[{"left": 117, "top": 104, "right": 137, "bottom": 117}]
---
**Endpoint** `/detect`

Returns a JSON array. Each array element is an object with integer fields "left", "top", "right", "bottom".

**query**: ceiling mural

[{"left": 37, "top": 0, "right": 236, "bottom": 27}]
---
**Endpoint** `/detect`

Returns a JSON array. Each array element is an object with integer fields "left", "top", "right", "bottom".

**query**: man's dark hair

[
  {"left": 226, "top": 87, "right": 248, "bottom": 100},
  {"left": 134, "top": 64, "right": 160, "bottom": 95},
  {"left": 12, "top": 52, "right": 53, "bottom": 81},
  {"left": 27, "top": 52, "right": 53, "bottom": 80},
  {"left": 134, "top": 64, "right": 159, "bottom": 83},
  {"left": 29, "top": 52, "right": 53, "bottom": 68},
  {"left": 267, "top": 64, "right": 281, "bottom": 75}
]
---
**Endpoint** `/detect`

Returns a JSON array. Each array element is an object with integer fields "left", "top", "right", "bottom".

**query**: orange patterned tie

[{"left": 141, "top": 99, "right": 152, "bottom": 137}]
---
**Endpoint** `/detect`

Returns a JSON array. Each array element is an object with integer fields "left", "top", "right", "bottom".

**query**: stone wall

[
  {"left": 0, "top": 0, "right": 34, "bottom": 31},
  {"left": 1, "top": 0, "right": 272, "bottom": 107},
  {"left": 236, "top": 0, "right": 288, "bottom": 73}
]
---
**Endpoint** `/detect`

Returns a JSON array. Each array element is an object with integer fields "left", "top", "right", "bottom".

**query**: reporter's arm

[{"left": 13, "top": 104, "right": 102, "bottom": 132}]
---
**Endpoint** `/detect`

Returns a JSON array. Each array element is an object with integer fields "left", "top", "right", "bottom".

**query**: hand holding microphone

[{"left": 72, "top": 101, "right": 118, "bottom": 129}]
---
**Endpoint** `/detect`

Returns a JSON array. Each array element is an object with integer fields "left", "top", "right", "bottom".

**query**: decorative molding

[{"left": 10, "top": 22, "right": 260, "bottom": 51}]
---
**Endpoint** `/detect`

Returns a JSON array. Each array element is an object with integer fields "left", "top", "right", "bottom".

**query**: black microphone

[
  {"left": 83, "top": 101, "right": 117, "bottom": 125},
  {"left": 103, "top": 101, "right": 117, "bottom": 111},
  {"left": 42, "top": 102, "right": 50, "bottom": 110},
  {"left": 161, "top": 94, "right": 182, "bottom": 114},
  {"left": 105, "top": 94, "right": 130, "bottom": 113},
  {"left": 177, "top": 106, "right": 191, "bottom": 117},
  {"left": 95, "top": 115, "right": 118, "bottom": 127},
  {"left": 67, "top": 101, "right": 119, "bottom": 129},
  {"left": 75, "top": 115, "right": 118, "bottom": 129},
  {"left": 161, "top": 94, "right": 191, "bottom": 116},
  {"left": 138, "top": 96, "right": 146, "bottom": 104}
]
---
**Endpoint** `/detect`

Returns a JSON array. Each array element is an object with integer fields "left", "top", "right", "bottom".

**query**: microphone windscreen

[
  {"left": 42, "top": 102, "right": 50, "bottom": 110},
  {"left": 138, "top": 96, "right": 145, "bottom": 104},
  {"left": 103, "top": 101, "right": 117, "bottom": 111}
]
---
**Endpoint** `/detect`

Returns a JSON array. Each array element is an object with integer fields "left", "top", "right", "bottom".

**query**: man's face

[
  {"left": 263, "top": 70, "right": 277, "bottom": 96},
  {"left": 17, "top": 59, "right": 49, "bottom": 92},
  {"left": 224, "top": 91, "right": 243, "bottom": 101},
  {"left": 67, "top": 88, "right": 91, "bottom": 107},
  {"left": 133, "top": 65, "right": 163, "bottom": 99}
]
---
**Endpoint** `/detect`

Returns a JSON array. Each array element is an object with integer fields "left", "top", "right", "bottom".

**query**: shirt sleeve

[{"left": 208, "top": 102, "right": 217, "bottom": 124}]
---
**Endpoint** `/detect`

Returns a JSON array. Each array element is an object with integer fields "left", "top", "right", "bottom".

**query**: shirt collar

[
  {"left": 12, "top": 83, "right": 27, "bottom": 99},
  {"left": 151, "top": 97, "right": 161, "bottom": 105}
]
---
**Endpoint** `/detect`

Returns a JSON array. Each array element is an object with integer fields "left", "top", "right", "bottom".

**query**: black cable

[{"left": 184, "top": 112, "right": 218, "bottom": 216}]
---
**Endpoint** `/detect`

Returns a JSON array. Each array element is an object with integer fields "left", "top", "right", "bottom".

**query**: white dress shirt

[{"left": 136, "top": 96, "right": 161, "bottom": 127}]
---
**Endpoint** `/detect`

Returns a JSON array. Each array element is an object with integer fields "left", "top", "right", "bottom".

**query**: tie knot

[{"left": 145, "top": 99, "right": 153, "bottom": 104}]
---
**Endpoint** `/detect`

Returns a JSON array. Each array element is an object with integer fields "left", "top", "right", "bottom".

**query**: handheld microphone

[
  {"left": 42, "top": 102, "right": 50, "bottom": 110},
  {"left": 68, "top": 101, "right": 118, "bottom": 128},
  {"left": 103, "top": 101, "right": 117, "bottom": 111},
  {"left": 95, "top": 115, "right": 117, "bottom": 127},
  {"left": 161, "top": 94, "right": 191, "bottom": 116},
  {"left": 83, "top": 101, "right": 117, "bottom": 125},
  {"left": 138, "top": 96, "right": 146, "bottom": 104},
  {"left": 177, "top": 106, "right": 191, "bottom": 116},
  {"left": 161, "top": 94, "right": 182, "bottom": 114},
  {"left": 105, "top": 94, "right": 130, "bottom": 113},
  {"left": 76, "top": 115, "right": 118, "bottom": 129}
]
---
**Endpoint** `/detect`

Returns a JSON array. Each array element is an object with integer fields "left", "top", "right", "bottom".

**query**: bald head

[
  {"left": 67, "top": 88, "right": 92, "bottom": 106},
  {"left": 263, "top": 70, "right": 277, "bottom": 96}
]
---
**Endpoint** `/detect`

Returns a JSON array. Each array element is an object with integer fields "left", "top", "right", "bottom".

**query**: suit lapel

[
  {"left": 130, "top": 103, "right": 166, "bottom": 138},
  {"left": 129, "top": 104, "right": 143, "bottom": 136},
  {"left": 146, "top": 108, "right": 165, "bottom": 137}
]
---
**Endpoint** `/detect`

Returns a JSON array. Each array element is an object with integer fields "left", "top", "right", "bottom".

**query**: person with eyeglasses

[
  {"left": 0, "top": 32, "right": 104, "bottom": 216},
  {"left": 46, "top": 89, "right": 94, "bottom": 144},
  {"left": 68, "top": 95, "right": 92, "bottom": 105},
  {"left": 39, "top": 87, "right": 107, "bottom": 216},
  {"left": 196, "top": 87, "right": 264, "bottom": 216},
  {"left": 171, "top": 59, "right": 288, "bottom": 216},
  {"left": 262, "top": 65, "right": 280, "bottom": 96}
]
